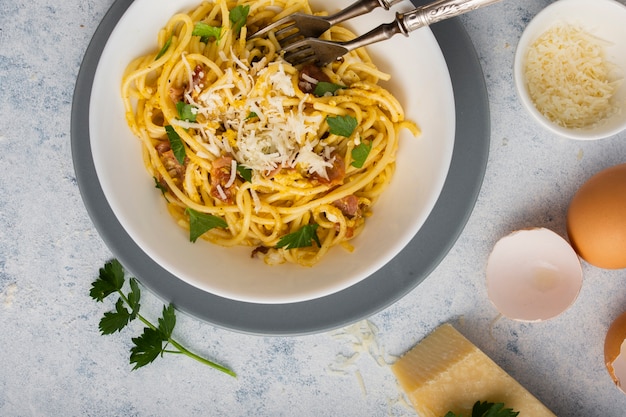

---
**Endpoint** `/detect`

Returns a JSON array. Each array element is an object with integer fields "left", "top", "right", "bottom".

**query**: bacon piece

[
  {"left": 210, "top": 155, "right": 235, "bottom": 203},
  {"left": 168, "top": 64, "right": 206, "bottom": 103},
  {"left": 333, "top": 195, "right": 360, "bottom": 218},
  {"left": 298, "top": 64, "right": 331, "bottom": 94},
  {"left": 312, "top": 153, "right": 345, "bottom": 187},
  {"left": 155, "top": 142, "right": 185, "bottom": 188},
  {"left": 168, "top": 86, "right": 184, "bottom": 103},
  {"left": 251, "top": 246, "right": 270, "bottom": 259},
  {"left": 190, "top": 64, "right": 206, "bottom": 95}
]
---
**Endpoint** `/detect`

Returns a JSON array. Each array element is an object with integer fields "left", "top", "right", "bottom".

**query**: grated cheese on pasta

[
  {"left": 187, "top": 53, "right": 330, "bottom": 179},
  {"left": 524, "top": 23, "right": 621, "bottom": 129}
]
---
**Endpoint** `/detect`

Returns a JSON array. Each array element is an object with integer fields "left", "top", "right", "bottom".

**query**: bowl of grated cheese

[{"left": 514, "top": 0, "right": 626, "bottom": 140}]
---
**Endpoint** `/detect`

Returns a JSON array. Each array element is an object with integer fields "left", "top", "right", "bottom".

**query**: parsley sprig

[
  {"left": 165, "top": 125, "right": 186, "bottom": 165},
  {"left": 193, "top": 22, "right": 223, "bottom": 43},
  {"left": 351, "top": 141, "right": 371, "bottom": 168},
  {"left": 314, "top": 81, "right": 346, "bottom": 97},
  {"left": 90, "top": 259, "right": 236, "bottom": 377},
  {"left": 186, "top": 208, "right": 228, "bottom": 243},
  {"left": 444, "top": 401, "right": 519, "bottom": 417},
  {"left": 327, "top": 114, "right": 357, "bottom": 137},
  {"left": 155, "top": 34, "right": 173, "bottom": 60},
  {"left": 229, "top": 5, "right": 250, "bottom": 35},
  {"left": 276, "top": 224, "right": 321, "bottom": 249}
]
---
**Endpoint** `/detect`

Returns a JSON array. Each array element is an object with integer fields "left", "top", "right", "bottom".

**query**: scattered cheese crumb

[{"left": 2, "top": 283, "right": 17, "bottom": 307}]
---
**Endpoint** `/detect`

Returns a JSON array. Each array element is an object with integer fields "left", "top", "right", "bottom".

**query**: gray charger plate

[{"left": 71, "top": 0, "right": 489, "bottom": 336}]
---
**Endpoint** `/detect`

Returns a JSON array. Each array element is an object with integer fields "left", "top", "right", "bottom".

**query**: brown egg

[
  {"left": 605, "top": 311, "right": 626, "bottom": 393},
  {"left": 566, "top": 163, "right": 626, "bottom": 269}
]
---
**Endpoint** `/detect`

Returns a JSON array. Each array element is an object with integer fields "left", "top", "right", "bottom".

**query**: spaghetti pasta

[{"left": 121, "top": 0, "right": 419, "bottom": 266}]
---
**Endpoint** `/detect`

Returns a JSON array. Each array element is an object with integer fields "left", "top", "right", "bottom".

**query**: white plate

[{"left": 89, "top": 0, "right": 455, "bottom": 304}]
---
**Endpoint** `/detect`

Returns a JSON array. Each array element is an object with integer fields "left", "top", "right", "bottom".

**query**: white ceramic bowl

[
  {"left": 90, "top": 0, "right": 455, "bottom": 304},
  {"left": 514, "top": 0, "right": 626, "bottom": 140}
]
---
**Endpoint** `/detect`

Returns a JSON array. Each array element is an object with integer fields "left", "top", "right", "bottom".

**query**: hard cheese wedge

[{"left": 391, "top": 324, "right": 556, "bottom": 417}]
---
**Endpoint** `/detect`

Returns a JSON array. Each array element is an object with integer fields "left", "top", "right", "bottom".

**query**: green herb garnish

[
  {"left": 164, "top": 125, "right": 186, "bottom": 165},
  {"left": 155, "top": 34, "right": 172, "bottom": 60},
  {"left": 192, "top": 22, "right": 222, "bottom": 43},
  {"left": 313, "top": 81, "right": 346, "bottom": 97},
  {"left": 276, "top": 224, "right": 321, "bottom": 249},
  {"left": 90, "top": 259, "right": 235, "bottom": 376},
  {"left": 245, "top": 111, "right": 258, "bottom": 121},
  {"left": 229, "top": 5, "right": 250, "bottom": 35},
  {"left": 186, "top": 208, "right": 228, "bottom": 243},
  {"left": 351, "top": 141, "right": 371, "bottom": 168},
  {"left": 176, "top": 101, "right": 198, "bottom": 122},
  {"left": 236, "top": 164, "right": 253, "bottom": 182},
  {"left": 327, "top": 114, "right": 357, "bottom": 137},
  {"left": 443, "top": 401, "right": 519, "bottom": 417},
  {"left": 153, "top": 177, "right": 167, "bottom": 194}
]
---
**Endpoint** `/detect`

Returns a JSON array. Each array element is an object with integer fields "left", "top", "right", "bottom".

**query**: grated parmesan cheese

[
  {"left": 182, "top": 50, "right": 331, "bottom": 178},
  {"left": 524, "top": 23, "right": 622, "bottom": 129}
]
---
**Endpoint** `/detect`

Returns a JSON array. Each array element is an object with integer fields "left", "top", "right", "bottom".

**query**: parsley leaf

[
  {"left": 245, "top": 111, "right": 258, "bottom": 121},
  {"left": 186, "top": 208, "right": 228, "bottom": 243},
  {"left": 155, "top": 34, "right": 172, "bottom": 60},
  {"left": 130, "top": 327, "right": 165, "bottom": 370},
  {"left": 158, "top": 304, "right": 176, "bottom": 339},
  {"left": 236, "top": 164, "right": 252, "bottom": 182},
  {"left": 314, "top": 81, "right": 346, "bottom": 97},
  {"left": 127, "top": 278, "right": 141, "bottom": 320},
  {"left": 192, "top": 22, "right": 222, "bottom": 43},
  {"left": 99, "top": 298, "right": 131, "bottom": 335},
  {"left": 154, "top": 177, "right": 167, "bottom": 194},
  {"left": 229, "top": 5, "right": 250, "bottom": 35},
  {"left": 327, "top": 115, "right": 357, "bottom": 137},
  {"left": 90, "top": 260, "right": 236, "bottom": 376},
  {"left": 443, "top": 401, "right": 519, "bottom": 417},
  {"left": 89, "top": 259, "right": 125, "bottom": 301},
  {"left": 351, "top": 141, "right": 372, "bottom": 168},
  {"left": 164, "top": 125, "right": 186, "bottom": 165},
  {"left": 276, "top": 224, "right": 321, "bottom": 249},
  {"left": 176, "top": 101, "right": 198, "bottom": 122}
]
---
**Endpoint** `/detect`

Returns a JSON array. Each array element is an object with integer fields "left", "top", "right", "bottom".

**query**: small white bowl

[{"left": 514, "top": 0, "right": 626, "bottom": 140}]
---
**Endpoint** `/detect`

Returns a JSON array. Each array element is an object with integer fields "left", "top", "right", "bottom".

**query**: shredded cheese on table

[{"left": 523, "top": 23, "right": 622, "bottom": 129}]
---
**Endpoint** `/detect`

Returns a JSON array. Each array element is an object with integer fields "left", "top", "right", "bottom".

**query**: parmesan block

[{"left": 391, "top": 324, "right": 556, "bottom": 417}]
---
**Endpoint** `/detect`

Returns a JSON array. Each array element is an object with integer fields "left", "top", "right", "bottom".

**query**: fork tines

[
  {"left": 250, "top": 12, "right": 335, "bottom": 48},
  {"left": 282, "top": 42, "right": 316, "bottom": 66},
  {"left": 250, "top": 14, "right": 302, "bottom": 43}
]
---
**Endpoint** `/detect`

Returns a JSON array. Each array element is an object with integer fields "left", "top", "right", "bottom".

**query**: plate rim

[{"left": 71, "top": 0, "right": 490, "bottom": 336}]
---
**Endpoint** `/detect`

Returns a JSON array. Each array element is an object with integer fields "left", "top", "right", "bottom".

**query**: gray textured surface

[{"left": 2, "top": 0, "right": 626, "bottom": 416}]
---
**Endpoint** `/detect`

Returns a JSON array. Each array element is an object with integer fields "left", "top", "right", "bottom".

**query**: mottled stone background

[{"left": 1, "top": 0, "right": 626, "bottom": 415}]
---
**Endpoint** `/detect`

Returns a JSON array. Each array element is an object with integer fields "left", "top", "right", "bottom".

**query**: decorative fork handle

[
  {"left": 403, "top": 0, "right": 502, "bottom": 31},
  {"left": 344, "top": 0, "right": 502, "bottom": 50},
  {"left": 326, "top": 0, "right": 405, "bottom": 27}
]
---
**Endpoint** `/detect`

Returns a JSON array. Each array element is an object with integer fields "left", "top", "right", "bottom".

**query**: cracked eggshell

[
  {"left": 605, "top": 311, "right": 626, "bottom": 394},
  {"left": 486, "top": 228, "right": 583, "bottom": 322}
]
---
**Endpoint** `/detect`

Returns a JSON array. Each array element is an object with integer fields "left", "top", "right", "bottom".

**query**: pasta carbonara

[{"left": 121, "top": 0, "right": 419, "bottom": 266}]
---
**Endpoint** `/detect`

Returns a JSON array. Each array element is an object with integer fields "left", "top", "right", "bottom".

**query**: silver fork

[
  {"left": 282, "top": 0, "right": 503, "bottom": 66},
  {"left": 249, "top": 0, "right": 404, "bottom": 46}
]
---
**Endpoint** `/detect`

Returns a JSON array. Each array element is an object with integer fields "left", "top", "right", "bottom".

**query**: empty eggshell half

[
  {"left": 605, "top": 311, "right": 626, "bottom": 394},
  {"left": 486, "top": 228, "right": 583, "bottom": 321}
]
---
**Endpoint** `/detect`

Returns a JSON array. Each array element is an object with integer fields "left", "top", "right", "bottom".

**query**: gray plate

[{"left": 71, "top": 0, "right": 490, "bottom": 336}]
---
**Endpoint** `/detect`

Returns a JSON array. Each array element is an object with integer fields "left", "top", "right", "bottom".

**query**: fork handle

[
  {"left": 344, "top": 0, "right": 502, "bottom": 50},
  {"left": 326, "top": 0, "right": 405, "bottom": 27},
  {"left": 402, "top": 0, "right": 503, "bottom": 32}
]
